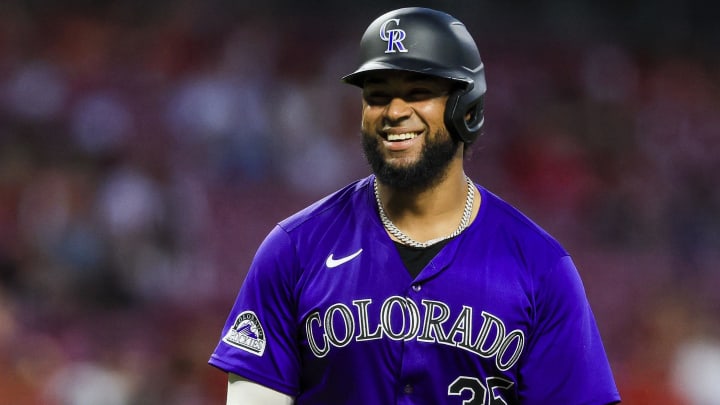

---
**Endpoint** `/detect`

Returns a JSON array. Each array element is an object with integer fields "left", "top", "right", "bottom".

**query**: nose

[{"left": 383, "top": 97, "right": 412, "bottom": 123}]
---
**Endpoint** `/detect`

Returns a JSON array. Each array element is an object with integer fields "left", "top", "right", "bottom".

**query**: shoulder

[
  {"left": 478, "top": 187, "right": 567, "bottom": 255},
  {"left": 278, "top": 176, "right": 374, "bottom": 234},
  {"left": 251, "top": 176, "right": 376, "bottom": 281}
]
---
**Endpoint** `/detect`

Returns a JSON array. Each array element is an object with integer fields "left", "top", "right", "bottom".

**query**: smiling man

[
  {"left": 209, "top": 7, "right": 621, "bottom": 405},
  {"left": 361, "top": 72, "right": 462, "bottom": 190}
]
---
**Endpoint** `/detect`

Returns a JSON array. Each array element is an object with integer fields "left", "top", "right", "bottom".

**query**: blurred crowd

[{"left": 0, "top": 1, "right": 718, "bottom": 404}]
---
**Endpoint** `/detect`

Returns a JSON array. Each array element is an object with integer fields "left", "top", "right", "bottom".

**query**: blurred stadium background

[{"left": 0, "top": 0, "right": 718, "bottom": 403}]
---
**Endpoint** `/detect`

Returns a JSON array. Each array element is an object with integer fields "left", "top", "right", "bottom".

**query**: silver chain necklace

[{"left": 374, "top": 176, "right": 475, "bottom": 248}]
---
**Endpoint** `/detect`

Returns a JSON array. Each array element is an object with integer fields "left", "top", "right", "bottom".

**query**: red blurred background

[{"left": 0, "top": 1, "right": 718, "bottom": 403}]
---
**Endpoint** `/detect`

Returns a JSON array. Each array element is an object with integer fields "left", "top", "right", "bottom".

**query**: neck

[
  {"left": 375, "top": 168, "right": 477, "bottom": 246},
  {"left": 377, "top": 169, "right": 468, "bottom": 215}
]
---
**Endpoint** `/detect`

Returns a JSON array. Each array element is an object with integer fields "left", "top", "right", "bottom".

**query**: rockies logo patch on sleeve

[{"left": 222, "top": 311, "right": 266, "bottom": 356}]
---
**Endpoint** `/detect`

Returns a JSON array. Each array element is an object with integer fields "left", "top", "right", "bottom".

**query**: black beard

[{"left": 361, "top": 129, "right": 460, "bottom": 191}]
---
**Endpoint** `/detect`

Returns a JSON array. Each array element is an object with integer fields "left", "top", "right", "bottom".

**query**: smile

[{"left": 386, "top": 132, "right": 421, "bottom": 141}]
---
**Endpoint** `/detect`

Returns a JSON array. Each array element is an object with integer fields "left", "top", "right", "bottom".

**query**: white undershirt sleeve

[{"left": 226, "top": 373, "right": 294, "bottom": 405}]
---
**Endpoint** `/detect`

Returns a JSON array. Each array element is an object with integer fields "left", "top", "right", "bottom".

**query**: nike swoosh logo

[{"left": 325, "top": 249, "right": 363, "bottom": 268}]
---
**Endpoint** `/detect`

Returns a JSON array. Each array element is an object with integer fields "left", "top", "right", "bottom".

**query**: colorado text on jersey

[{"left": 305, "top": 296, "right": 525, "bottom": 372}]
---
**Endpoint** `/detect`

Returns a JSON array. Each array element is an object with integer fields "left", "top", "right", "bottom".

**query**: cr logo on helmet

[{"left": 379, "top": 19, "right": 408, "bottom": 54}]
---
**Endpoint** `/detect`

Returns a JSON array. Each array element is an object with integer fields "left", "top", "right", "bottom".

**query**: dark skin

[{"left": 360, "top": 71, "right": 481, "bottom": 244}]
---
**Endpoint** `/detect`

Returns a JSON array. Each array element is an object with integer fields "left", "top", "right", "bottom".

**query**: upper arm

[
  {"left": 519, "top": 256, "right": 620, "bottom": 403},
  {"left": 227, "top": 373, "right": 294, "bottom": 405},
  {"left": 209, "top": 226, "right": 302, "bottom": 393}
]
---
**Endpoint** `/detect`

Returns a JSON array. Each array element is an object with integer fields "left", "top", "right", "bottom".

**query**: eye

[
  {"left": 363, "top": 90, "right": 392, "bottom": 106},
  {"left": 405, "top": 87, "right": 435, "bottom": 101}
]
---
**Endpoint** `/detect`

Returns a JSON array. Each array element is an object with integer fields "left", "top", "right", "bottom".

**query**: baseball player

[{"left": 210, "top": 7, "right": 621, "bottom": 405}]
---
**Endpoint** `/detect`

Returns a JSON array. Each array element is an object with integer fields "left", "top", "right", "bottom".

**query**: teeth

[{"left": 387, "top": 132, "right": 418, "bottom": 141}]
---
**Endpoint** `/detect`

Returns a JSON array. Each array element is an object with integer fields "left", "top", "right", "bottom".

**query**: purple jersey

[{"left": 209, "top": 176, "right": 620, "bottom": 405}]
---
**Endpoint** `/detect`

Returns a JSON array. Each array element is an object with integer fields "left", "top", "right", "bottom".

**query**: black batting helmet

[{"left": 343, "top": 7, "right": 486, "bottom": 144}]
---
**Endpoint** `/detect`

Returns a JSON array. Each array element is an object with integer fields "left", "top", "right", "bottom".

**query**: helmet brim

[{"left": 342, "top": 59, "right": 473, "bottom": 88}]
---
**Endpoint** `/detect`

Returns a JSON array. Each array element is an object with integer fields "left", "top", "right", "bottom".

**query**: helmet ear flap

[{"left": 444, "top": 84, "right": 485, "bottom": 144}]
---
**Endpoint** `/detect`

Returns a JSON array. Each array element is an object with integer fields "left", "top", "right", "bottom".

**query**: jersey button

[
  {"left": 411, "top": 284, "right": 421, "bottom": 292},
  {"left": 403, "top": 384, "right": 414, "bottom": 394}
]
